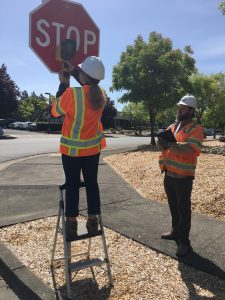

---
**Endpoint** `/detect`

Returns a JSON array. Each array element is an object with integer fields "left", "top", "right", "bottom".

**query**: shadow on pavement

[
  {"left": 178, "top": 252, "right": 225, "bottom": 300},
  {"left": 0, "top": 135, "right": 17, "bottom": 140}
]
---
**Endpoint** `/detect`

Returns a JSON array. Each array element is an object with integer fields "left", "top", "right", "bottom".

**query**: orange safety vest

[
  {"left": 159, "top": 121, "right": 204, "bottom": 176},
  {"left": 51, "top": 85, "right": 106, "bottom": 157}
]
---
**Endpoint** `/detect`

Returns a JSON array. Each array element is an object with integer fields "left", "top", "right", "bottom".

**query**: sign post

[{"left": 29, "top": 0, "right": 100, "bottom": 72}]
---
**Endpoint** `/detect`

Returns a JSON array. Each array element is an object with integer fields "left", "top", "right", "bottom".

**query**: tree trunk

[{"left": 149, "top": 107, "right": 156, "bottom": 145}]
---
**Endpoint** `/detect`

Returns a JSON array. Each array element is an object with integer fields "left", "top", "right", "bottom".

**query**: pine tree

[
  {"left": 101, "top": 96, "right": 117, "bottom": 129},
  {"left": 0, "top": 64, "right": 20, "bottom": 118}
]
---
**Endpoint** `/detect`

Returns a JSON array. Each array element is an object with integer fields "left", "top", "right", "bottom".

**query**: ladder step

[
  {"left": 65, "top": 220, "right": 103, "bottom": 242},
  {"left": 70, "top": 258, "right": 106, "bottom": 272},
  {"left": 66, "top": 230, "right": 103, "bottom": 242}
]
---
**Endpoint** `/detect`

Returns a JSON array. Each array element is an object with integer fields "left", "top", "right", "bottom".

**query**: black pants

[
  {"left": 62, "top": 153, "right": 101, "bottom": 217},
  {"left": 164, "top": 175, "right": 194, "bottom": 245}
]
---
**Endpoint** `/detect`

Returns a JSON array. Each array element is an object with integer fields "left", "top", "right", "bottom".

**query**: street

[{"left": 0, "top": 129, "right": 151, "bottom": 163}]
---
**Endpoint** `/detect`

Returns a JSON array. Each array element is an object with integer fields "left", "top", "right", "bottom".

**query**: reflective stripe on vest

[
  {"left": 71, "top": 88, "right": 84, "bottom": 139},
  {"left": 55, "top": 97, "right": 65, "bottom": 115},
  {"left": 60, "top": 87, "right": 103, "bottom": 156},
  {"left": 159, "top": 122, "right": 202, "bottom": 176},
  {"left": 165, "top": 159, "right": 196, "bottom": 172},
  {"left": 186, "top": 137, "right": 202, "bottom": 151},
  {"left": 61, "top": 133, "right": 104, "bottom": 149}
]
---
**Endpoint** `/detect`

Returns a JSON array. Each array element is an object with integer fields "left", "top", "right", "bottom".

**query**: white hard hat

[
  {"left": 177, "top": 94, "right": 197, "bottom": 109},
  {"left": 78, "top": 56, "right": 105, "bottom": 80}
]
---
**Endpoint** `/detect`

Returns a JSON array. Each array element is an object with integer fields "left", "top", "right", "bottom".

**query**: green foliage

[
  {"left": 156, "top": 107, "right": 177, "bottom": 128},
  {"left": 20, "top": 90, "right": 29, "bottom": 100},
  {"left": 111, "top": 32, "right": 196, "bottom": 108},
  {"left": 0, "top": 64, "right": 20, "bottom": 118},
  {"left": 201, "top": 73, "right": 225, "bottom": 129},
  {"left": 218, "top": 1, "right": 225, "bottom": 14},
  {"left": 188, "top": 73, "right": 217, "bottom": 121},
  {"left": 122, "top": 102, "right": 149, "bottom": 128},
  {"left": 17, "top": 92, "right": 49, "bottom": 122}
]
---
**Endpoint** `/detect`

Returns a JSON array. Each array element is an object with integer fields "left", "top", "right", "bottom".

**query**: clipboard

[{"left": 157, "top": 128, "right": 177, "bottom": 143}]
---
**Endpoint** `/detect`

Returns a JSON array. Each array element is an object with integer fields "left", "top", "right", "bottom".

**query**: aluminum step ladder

[{"left": 50, "top": 183, "right": 113, "bottom": 299}]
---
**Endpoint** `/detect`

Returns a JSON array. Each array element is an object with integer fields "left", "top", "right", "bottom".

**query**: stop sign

[{"left": 29, "top": 0, "right": 100, "bottom": 73}]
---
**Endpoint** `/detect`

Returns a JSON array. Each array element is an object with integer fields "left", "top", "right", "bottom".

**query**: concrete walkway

[{"left": 0, "top": 148, "right": 225, "bottom": 299}]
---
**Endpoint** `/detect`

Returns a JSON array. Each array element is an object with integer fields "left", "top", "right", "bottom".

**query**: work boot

[
  {"left": 161, "top": 231, "right": 177, "bottom": 240},
  {"left": 66, "top": 219, "right": 77, "bottom": 241},
  {"left": 86, "top": 218, "right": 98, "bottom": 236},
  {"left": 176, "top": 243, "right": 192, "bottom": 257}
]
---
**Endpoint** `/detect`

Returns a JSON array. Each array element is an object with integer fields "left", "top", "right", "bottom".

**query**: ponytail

[
  {"left": 80, "top": 70, "right": 106, "bottom": 110},
  {"left": 89, "top": 85, "right": 106, "bottom": 110}
]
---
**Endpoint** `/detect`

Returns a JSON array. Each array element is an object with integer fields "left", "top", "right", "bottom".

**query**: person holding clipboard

[{"left": 157, "top": 95, "right": 204, "bottom": 257}]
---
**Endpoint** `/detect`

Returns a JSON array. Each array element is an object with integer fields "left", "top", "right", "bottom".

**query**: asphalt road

[{"left": 0, "top": 129, "right": 151, "bottom": 163}]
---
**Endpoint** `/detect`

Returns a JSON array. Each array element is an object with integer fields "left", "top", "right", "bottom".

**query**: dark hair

[
  {"left": 82, "top": 71, "right": 106, "bottom": 110},
  {"left": 188, "top": 107, "right": 195, "bottom": 118},
  {"left": 89, "top": 85, "right": 106, "bottom": 110}
]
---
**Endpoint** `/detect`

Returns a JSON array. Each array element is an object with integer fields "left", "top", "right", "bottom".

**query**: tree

[
  {"left": 20, "top": 90, "right": 29, "bottom": 100},
  {"left": 156, "top": 106, "right": 177, "bottom": 129},
  {"left": 111, "top": 32, "right": 196, "bottom": 144},
  {"left": 101, "top": 96, "right": 117, "bottom": 129},
  {"left": 17, "top": 92, "right": 48, "bottom": 121},
  {"left": 122, "top": 102, "right": 150, "bottom": 134},
  {"left": 218, "top": 1, "right": 225, "bottom": 14},
  {"left": 0, "top": 64, "right": 20, "bottom": 118},
  {"left": 201, "top": 73, "right": 225, "bottom": 135},
  {"left": 188, "top": 73, "right": 216, "bottom": 122}
]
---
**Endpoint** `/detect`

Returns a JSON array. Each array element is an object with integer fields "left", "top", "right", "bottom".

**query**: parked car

[
  {"left": 216, "top": 129, "right": 223, "bottom": 135},
  {"left": 0, "top": 118, "right": 15, "bottom": 128},
  {"left": 204, "top": 128, "right": 214, "bottom": 136},
  {"left": 27, "top": 122, "right": 37, "bottom": 131},
  {"left": 20, "top": 122, "right": 34, "bottom": 129},
  {"left": 9, "top": 122, "right": 23, "bottom": 129}
]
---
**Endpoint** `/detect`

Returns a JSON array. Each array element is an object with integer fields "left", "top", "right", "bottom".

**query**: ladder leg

[
  {"left": 50, "top": 203, "right": 61, "bottom": 266},
  {"left": 61, "top": 190, "right": 72, "bottom": 299},
  {"left": 98, "top": 215, "right": 114, "bottom": 286},
  {"left": 87, "top": 238, "right": 97, "bottom": 282}
]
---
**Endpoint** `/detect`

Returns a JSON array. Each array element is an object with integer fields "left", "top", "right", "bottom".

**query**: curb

[
  {"left": 0, "top": 153, "right": 55, "bottom": 172},
  {"left": 0, "top": 243, "right": 56, "bottom": 300}
]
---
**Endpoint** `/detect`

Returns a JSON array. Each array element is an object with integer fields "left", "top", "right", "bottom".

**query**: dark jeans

[
  {"left": 164, "top": 175, "right": 194, "bottom": 245},
  {"left": 62, "top": 153, "right": 101, "bottom": 217}
]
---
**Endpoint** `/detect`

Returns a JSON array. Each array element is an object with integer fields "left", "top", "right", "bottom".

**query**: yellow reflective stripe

[
  {"left": 60, "top": 134, "right": 103, "bottom": 149},
  {"left": 166, "top": 159, "right": 196, "bottom": 171},
  {"left": 55, "top": 97, "right": 65, "bottom": 115},
  {"left": 70, "top": 88, "right": 77, "bottom": 138},
  {"left": 184, "top": 123, "right": 197, "bottom": 134},
  {"left": 69, "top": 147, "right": 77, "bottom": 156},
  {"left": 69, "top": 87, "right": 85, "bottom": 139},
  {"left": 186, "top": 137, "right": 202, "bottom": 150},
  {"left": 79, "top": 88, "right": 85, "bottom": 139}
]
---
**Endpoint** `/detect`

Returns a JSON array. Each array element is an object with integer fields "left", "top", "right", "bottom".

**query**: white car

[
  {"left": 9, "top": 122, "right": 23, "bottom": 129},
  {"left": 20, "top": 122, "right": 33, "bottom": 129},
  {"left": 27, "top": 122, "right": 37, "bottom": 131}
]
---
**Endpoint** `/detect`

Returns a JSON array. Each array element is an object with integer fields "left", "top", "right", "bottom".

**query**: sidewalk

[{"left": 0, "top": 148, "right": 225, "bottom": 299}]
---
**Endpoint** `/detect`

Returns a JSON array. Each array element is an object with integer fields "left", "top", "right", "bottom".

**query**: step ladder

[{"left": 50, "top": 183, "right": 113, "bottom": 299}]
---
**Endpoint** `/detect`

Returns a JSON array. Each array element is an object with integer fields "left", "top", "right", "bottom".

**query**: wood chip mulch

[
  {"left": 0, "top": 140, "right": 224, "bottom": 299},
  {"left": 105, "top": 140, "right": 225, "bottom": 221}
]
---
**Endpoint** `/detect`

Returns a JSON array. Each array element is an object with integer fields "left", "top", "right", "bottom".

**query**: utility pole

[{"left": 45, "top": 92, "right": 51, "bottom": 134}]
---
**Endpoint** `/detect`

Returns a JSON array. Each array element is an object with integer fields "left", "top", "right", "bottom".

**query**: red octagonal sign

[{"left": 29, "top": 0, "right": 100, "bottom": 73}]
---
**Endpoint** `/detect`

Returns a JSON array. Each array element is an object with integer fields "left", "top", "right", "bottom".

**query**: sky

[{"left": 1, "top": 0, "right": 225, "bottom": 111}]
